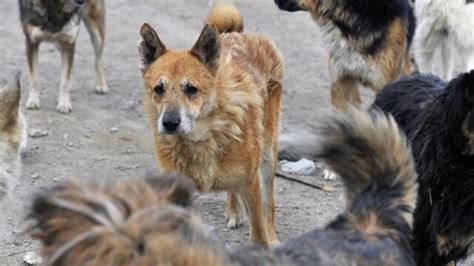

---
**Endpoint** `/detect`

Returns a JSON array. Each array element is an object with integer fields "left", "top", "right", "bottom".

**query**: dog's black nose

[
  {"left": 72, "top": 0, "right": 85, "bottom": 5},
  {"left": 274, "top": 0, "right": 303, "bottom": 12},
  {"left": 162, "top": 112, "right": 181, "bottom": 132}
]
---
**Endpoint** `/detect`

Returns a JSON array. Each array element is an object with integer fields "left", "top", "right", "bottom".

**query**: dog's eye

[
  {"left": 184, "top": 85, "right": 198, "bottom": 97},
  {"left": 154, "top": 84, "right": 165, "bottom": 96}
]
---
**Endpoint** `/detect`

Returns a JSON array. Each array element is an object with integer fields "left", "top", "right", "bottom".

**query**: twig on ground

[{"left": 276, "top": 171, "right": 334, "bottom": 192}]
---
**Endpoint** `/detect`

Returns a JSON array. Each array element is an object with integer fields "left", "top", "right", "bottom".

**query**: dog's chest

[
  {"left": 319, "top": 21, "right": 384, "bottom": 84},
  {"left": 26, "top": 14, "right": 81, "bottom": 44}
]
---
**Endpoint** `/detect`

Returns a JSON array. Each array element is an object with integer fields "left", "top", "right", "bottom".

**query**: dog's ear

[
  {"left": 191, "top": 24, "right": 220, "bottom": 73},
  {"left": 138, "top": 23, "right": 166, "bottom": 70},
  {"left": 146, "top": 172, "right": 196, "bottom": 207},
  {"left": 0, "top": 72, "right": 21, "bottom": 125}
]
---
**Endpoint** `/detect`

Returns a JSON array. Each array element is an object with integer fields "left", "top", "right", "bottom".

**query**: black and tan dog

[
  {"left": 373, "top": 71, "right": 474, "bottom": 265},
  {"left": 274, "top": 0, "right": 416, "bottom": 109},
  {"left": 28, "top": 110, "right": 418, "bottom": 266},
  {"left": 19, "top": 0, "right": 108, "bottom": 113}
]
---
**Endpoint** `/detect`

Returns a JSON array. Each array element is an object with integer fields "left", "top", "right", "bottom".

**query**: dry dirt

[{"left": 0, "top": 0, "right": 471, "bottom": 265}]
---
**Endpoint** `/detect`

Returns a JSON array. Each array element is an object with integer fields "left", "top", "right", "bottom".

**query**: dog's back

[{"left": 0, "top": 73, "right": 26, "bottom": 201}]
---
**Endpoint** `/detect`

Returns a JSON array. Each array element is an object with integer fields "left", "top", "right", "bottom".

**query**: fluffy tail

[
  {"left": 317, "top": 109, "right": 418, "bottom": 237},
  {"left": 28, "top": 173, "right": 196, "bottom": 265},
  {"left": 206, "top": 0, "right": 244, "bottom": 34}
]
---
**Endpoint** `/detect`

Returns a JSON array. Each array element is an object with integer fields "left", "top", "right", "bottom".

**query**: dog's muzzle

[
  {"left": 274, "top": 0, "right": 304, "bottom": 12},
  {"left": 162, "top": 112, "right": 181, "bottom": 134},
  {"left": 72, "top": 0, "right": 85, "bottom": 6}
]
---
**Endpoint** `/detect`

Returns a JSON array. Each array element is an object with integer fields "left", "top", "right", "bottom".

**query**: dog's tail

[
  {"left": 316, "top": 109, "right": 418, "bottom": 241},
  {"left": 207, "top": 0, "right": 244, "bottom": 34},
  {"left": 27, "top": 173, "right": 199, "bottom": 265}
]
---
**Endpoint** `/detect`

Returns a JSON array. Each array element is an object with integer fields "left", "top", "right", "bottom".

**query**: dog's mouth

[{"left": 274, "top": 0, "right": 304, "bottom": 12}]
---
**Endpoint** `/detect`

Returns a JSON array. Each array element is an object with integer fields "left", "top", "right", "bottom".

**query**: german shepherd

[
  {"left": 0, "top": 73, "right": 27, "bottom": 201},
  {"left": 19, "top": 0, "right": 108, "bottom": 113},
  {"left": 373, "top": 71, "right": 474, "bottom": 265},
  {"left": 274, "top": 0, "right": 416, "bottom": 109},
  {"left": 28, "top": 110, "right": 418, "bottom": 266},
  {"left": 137, "top": 2, "right": 283, "bottom": 246}
]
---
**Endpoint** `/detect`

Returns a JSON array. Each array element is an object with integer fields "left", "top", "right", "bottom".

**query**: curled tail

[
  {"left": 207, "top": 0, "right": 244, "bottom": 34},
  {"left": 317, "top": 109, "right": 418, "bottom": 238}
]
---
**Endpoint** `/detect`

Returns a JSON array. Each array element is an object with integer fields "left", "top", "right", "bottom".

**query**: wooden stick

[{"left": 276, "top": 171, "right": 333, "bottom": 192}]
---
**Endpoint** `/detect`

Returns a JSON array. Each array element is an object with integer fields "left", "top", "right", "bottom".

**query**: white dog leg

[{"left": 440, "top": 40, "right": 454, "bottom": 80}]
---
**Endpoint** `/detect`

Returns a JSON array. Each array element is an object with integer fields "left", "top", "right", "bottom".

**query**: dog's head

[
  {"left": 138, "top": 23, "right": 220, "bottom": 136},
  {"left": 29, "top": 172, "right": 226, "bottom": 265},
  {"left": 0, "top": 73, "right": 26, "bottom": 158},
  {"left": 274, "top": 0, "right": 316, "bottom": 12}
]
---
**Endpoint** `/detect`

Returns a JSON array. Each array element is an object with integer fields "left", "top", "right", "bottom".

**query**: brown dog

[
  {"left": 138, "top": 2, "right": 283, "bottom": 246},
  {"left": 19, "top": 0, "right": 108, "bottom": 113}
]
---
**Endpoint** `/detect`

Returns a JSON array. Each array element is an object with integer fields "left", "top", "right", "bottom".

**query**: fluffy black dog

[{"left": 373, "top": 71, "right": 474, "bottom": 265}]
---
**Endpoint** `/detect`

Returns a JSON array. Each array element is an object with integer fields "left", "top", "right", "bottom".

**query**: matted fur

[
  {"left": 414, "top": 0, "right": 474, "bottom": 81},
  {"left": 29, "top": 110, "right": 417, "bottom": 265},
  {"left": 138, "top": 2, "right": 283, "bottom": 246},
  {"left": 0, "top": 73, "right": 27, "bottom": 201},
  {"left": 274, "top": 0, "right": 415, "bottom": 109},
  {"left": 373, "top": 71, "right": 474, "bottom": 265}
]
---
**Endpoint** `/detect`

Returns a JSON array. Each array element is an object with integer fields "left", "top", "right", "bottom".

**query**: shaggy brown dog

[{"left": 138, "top": 2, "right": 283, "bottom": 245}]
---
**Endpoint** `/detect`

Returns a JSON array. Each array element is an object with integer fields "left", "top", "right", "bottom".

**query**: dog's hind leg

[
  {"left": 56, "top": 42, "right": 75, "bottom": 114},
  {"left": 330, "top": 76, "right": 360, "bottom": 109},
  {"left": 83, "top": 1, "right": 108, "bottom": 94},
  {"left": 463, "top": 48, "right": 474, "bottom": 73},
  {"left": 25, "top": 40, "right": 41, "bottom": 110},
  {"left": 225, "top": 192, "right": 244, "bottom": 229},
  {"left": 239, "top": 174, "right": 269, "bottom": 246},
  {"left": 259, "top": 80, "right": 282, "bottom": 245}
]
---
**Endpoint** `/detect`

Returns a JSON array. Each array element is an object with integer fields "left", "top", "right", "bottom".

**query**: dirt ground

[{"left": 0, "top": 0, "right": 471, "bottom": 265}]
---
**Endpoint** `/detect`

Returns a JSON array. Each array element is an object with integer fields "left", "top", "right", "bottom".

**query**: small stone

[
  {"left": 280, "top": 158, "right": 316, "bottom": 176},
  {"left": 110, "top": 127, "right": 119, "bottom": 133},
  {"left": 28, "top": 129, "right": 48, "bottom": 138},
  {"left": 31, "top": 174, "right": 40, "bottom": 179}
]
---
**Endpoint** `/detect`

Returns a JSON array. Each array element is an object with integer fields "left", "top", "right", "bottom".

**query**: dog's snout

[
  {"left": 162, "top": 112, "right": 181, "bottom": 132},
  {"left": 274, "top": 0, "right": 303, "bottom": 12},
  {"left": 72, "top": 0, "right": 85, "bottom": 5}
]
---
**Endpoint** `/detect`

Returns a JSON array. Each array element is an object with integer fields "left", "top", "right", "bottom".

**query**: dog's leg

[
  {"left": 83, "top": 2, "right": 108, "bottom": 94},
  {"left": 225, "top": 192, "right": 244, "bottom": 229},
  {"left": 26, "top": 40, "right": 41, "bottom": 109},
  {"left": 260, "top": 81, "right": 282, "bottom": 245},
  {"left": 440, "top": 39, "right": 454, "bottom": 80},
  {"left": 57, "top": 42, "right": 75, "bottom": 114},
  {"left": 414, "top": 28, "right": 437, "bottom": 75},
  {"left": 240, "top": 174, "right": 269, "bottom": 246},
  {"left": 330, "top": 76, "right": 360, "bottom": 109}
]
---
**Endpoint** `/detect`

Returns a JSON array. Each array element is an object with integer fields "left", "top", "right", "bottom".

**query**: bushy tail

[
  {"left": 316, "top": 109, "right": 418, "bottom": 236},
  {"left": 206, "top": 0, "right": 244, "bottom": 34},
  {"left": 28, "top": 173, "right": 195, "bottom": 265}
]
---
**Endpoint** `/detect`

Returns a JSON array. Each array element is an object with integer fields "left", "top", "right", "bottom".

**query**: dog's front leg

[
  {"left": 83, "top": 7, "right": 108, "bottom": 94},
  {"left": 57, "top": 42, "right": 75, "bottom": 114},
  {"left": 26, "top": 40, "right": 40, "bottom": 110}
]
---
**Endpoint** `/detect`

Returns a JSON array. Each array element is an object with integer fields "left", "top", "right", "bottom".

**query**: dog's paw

[
  {"left": 226, "top": 215, "right": 242, "bottom": 229},
  {"left": 56, "top": 101, "right": 72, "bottom": 114},
  {"left": 95, "top": 85, "right": 109, "bottom": 94},
  {"left": 26, "top": 96, "right": 40, "bottom": 110},
  {"left": 323, "top": 168, "right": 338, "bottom": 181},
  {"left": 269, "top": 240, "right": 281, "bottom": 247}
]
